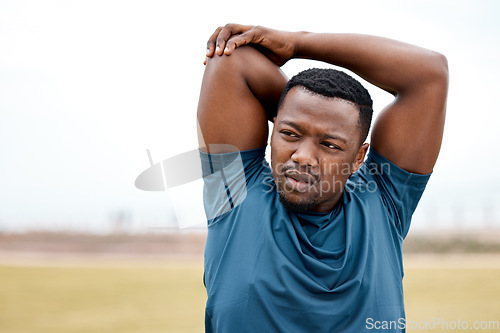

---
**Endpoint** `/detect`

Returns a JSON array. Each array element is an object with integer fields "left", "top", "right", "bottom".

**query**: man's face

[{"left": 270, "top": 87, "right": 368, "bottom": 213}]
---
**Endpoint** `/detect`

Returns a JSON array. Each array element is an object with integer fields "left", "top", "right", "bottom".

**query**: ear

[
  {"left": 352, "top": 143, "right": 369, "bottom": 174},
  {"left": 272, "top": 116, "right": 277, "bottom": 123}
]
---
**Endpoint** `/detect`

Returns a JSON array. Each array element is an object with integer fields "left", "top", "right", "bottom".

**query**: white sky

[{"left": 1, "top": 0, "right": 499, "bottom": 232}]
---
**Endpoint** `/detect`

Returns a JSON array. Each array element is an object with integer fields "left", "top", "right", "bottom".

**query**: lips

[
  {"left": 284, "top": 170, "right": 316, "bottom": 184},
  {"left": 282, "top": 170, "right": 317, "bottom": 193}
]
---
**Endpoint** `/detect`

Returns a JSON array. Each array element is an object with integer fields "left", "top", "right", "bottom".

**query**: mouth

[{"left": 283, "top": 170, "right": 317, "bottom": 193}]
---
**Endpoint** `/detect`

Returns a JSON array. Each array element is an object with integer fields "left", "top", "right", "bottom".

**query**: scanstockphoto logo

[
  {"left": 135, "top": 133, "right": 393, "bottom": 227},
  {"left": 260, "top": 159, "right": 389, "bottom": 195},
  {"left": 366, "top": 317, "right": 500, "bottom": 331}
]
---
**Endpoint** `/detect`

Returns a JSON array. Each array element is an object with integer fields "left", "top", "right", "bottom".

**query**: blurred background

[{"left": 1, "top": 0, "right": 499, "bottom": 332}]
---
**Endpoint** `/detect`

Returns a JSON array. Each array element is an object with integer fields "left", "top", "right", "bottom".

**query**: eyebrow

[{"left": 279, "top": 120, "right": 348, "bottom": 144}]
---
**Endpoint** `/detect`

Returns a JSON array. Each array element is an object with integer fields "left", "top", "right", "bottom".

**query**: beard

[
  {"left": 276, "top": 178, "right": 320, "bottom": 212},
  {"left": 278, "top": 193, "right": 316, "bottom": 212}
]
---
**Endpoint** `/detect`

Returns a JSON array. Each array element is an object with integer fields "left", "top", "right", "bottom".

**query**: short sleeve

[
  {"left": 355, "top": 147, "right": 431, "bottom": 238},
  {"left": 199, "top": 146, "right": 269, "bottom": 222}
]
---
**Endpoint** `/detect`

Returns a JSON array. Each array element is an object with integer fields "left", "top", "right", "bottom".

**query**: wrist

[{"left": 292, "top": 31, "right": 311, "bottom": 59}]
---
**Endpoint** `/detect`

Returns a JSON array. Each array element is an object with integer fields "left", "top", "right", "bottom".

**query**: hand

[{"left": 205, "top": 24, "right": 296, "bottom": 66}]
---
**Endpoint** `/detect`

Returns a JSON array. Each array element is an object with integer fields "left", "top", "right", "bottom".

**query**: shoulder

[
  {"left": 348, "top": 147, "right": 431, "bottom": 188},
  {"left": 346, "top": 147, "right": 432, "bottom": 237},
  {"left": 200, "top": 146, "right": 275, "bottom": 222}
]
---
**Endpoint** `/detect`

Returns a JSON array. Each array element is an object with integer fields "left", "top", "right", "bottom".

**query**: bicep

[
  {"left": 197, "top": 46, "right": 288, "bottom": 153},
  {"left": 370, "top": 71, "right": 448, "bottom": 174}
]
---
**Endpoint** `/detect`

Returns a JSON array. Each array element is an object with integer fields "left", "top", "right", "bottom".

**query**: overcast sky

[{"left": 1, "top": 0, "right": 499, "bottom": 233}]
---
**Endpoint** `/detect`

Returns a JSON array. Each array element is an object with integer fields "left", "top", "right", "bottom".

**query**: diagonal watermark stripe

[
  {"left": 135, "top": 144, "right": 247, "bottom": 228},
  {"left": 135, "top": 149, "right": 203, "bottom": 191}
]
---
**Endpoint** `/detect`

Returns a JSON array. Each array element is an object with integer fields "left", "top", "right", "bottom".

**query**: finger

[
  {"left": 215, "top": 25, "right": 235, "bottom": 56},
  {"left": 223, "top": 34, "right": 251, "bottom": 55},
  {"left": 206, "top": 26, "right": 223, "bottom": 57},
  {"left": 224, "top": 29, "right": 262, "bottom": 55},
  {"left": 216, "top": 24, "right": 253, "bottom": 56}
]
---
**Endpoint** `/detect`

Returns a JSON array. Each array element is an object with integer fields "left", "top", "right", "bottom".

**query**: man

[{"left": 197, "top": 24, "right": 448, "bottom": 332}]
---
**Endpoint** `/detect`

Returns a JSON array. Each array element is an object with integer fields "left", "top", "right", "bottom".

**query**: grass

[
  {"left": 404, "top": 268, "right": 500, "bottom": 332},
  {"left": 1, "top": 256, "right": 499, "bottom": 333},
  {"left": 0, "top": 260, "right": 206, "bottom": 333}
]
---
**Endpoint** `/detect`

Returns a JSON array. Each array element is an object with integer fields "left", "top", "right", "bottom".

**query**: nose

[{"left": 291, "top": 139, "right": 318, "bottom": 168}]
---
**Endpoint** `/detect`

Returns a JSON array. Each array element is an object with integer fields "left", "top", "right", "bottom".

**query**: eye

[
  {"left": 280, "top": 130, "right": 299, "bottom": 138},
  {"left": 321, "top": 142, "right": 340, "bottom": 150}
]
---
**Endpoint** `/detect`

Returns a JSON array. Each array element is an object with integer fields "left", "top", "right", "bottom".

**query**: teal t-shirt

[{"left": 200, "top": 146, "right": 430, "bottom": 333}]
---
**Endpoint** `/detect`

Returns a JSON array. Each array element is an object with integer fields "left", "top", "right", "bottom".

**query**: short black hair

[{"left": 277, "top": 68, "right": 373, "bottom": 144}]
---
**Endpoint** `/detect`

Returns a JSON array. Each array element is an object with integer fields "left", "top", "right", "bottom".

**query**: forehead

[{"left": 277, "top": 87, "right": 360, "bottom": 137}]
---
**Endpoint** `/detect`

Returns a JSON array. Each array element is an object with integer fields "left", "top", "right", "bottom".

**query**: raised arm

[
  {"left": 197, "top": 29, "right": 288, "bottom": 154},
  {"left": 212, "top": 25, "right": 449, "bottom": 173},
  {"left": 294, "top": 33, "right": 448, "bottom": 174}
]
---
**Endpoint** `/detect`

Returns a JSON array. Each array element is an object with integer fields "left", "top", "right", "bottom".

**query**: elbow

[
  {"left": 401, "top": 51, "right": 449, "bottom": 93},
  {"left": 429, "top": 51, "right": 449, "bottom": 85}
]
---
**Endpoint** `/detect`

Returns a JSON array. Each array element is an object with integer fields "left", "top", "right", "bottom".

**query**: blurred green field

[
  {"left": 0, "top": 260, "right": 206, "bottom": 333},
  {"left": 1, "top": 256, "right": 499, "bottom": 333},
  {"left": 404, "top": 267, "right": 500, "bottom": 332}
]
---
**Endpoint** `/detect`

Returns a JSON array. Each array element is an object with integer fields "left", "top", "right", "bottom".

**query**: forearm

[{"left": 294, "top": 32, "right": 448, "bottom": 95}]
